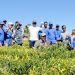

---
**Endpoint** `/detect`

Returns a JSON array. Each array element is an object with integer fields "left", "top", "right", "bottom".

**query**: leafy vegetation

[{"left": 0, "top": 42, "right": 75, "bottom": 75}]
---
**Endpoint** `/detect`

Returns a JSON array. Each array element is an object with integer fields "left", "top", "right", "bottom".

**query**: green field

[{"left": 0, "top": 41, "right": 75, "bottom": 75}]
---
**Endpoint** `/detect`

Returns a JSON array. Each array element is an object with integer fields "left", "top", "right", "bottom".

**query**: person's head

[
  {"left": 40, "top": 33, "right": 46, "bottom": 41},
  {"left": 16, "top": 24, "right": 21, "bottom": 29},
  {"left": 49, "top": 23, "right": 53, "bottom": 29},
  {"left": 15, "top": 21, "right": 22, "bottom": 26},
  {"left": 44, "top": 21, "right": 48, "bottom": 28},
  {"left": 62, "top": 25, "right": 66, "bottom": 32},
  {"left": 8, "top": 22, "right": 13, "bottom": 29},
  {"left": 15, "top": 21, "right": 22, "bottom": 29},
  {"left": 0, "top": 21, "right": 4, "bottom": 28},
  {"left": 3, "top": 20, "right": 7, "bottom": 24},
  {"left": 56, "top": 25, "right": 60, "bottom": 30},
  {"left": 72, "top": 29, "right": 75, "bottom": 36},
  {"left": 32, "top": 21, "right": 37, "bottom": 27}
]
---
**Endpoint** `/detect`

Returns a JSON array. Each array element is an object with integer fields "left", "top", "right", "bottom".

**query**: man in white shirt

[
  {"left": 61, "top": 25, "right": 70, "bottom": 44},
  {"left": 28, "top": 21, "right": 42, "bottom": 48}
]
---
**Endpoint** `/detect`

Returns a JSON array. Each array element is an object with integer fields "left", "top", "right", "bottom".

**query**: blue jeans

[
  {"left": 0, "top": 41, "right": 4, "bottom": 46},
  {"left": 29, "top": 40, "right": 35, "bottom": 48},
  {"left": 6, "top": 38, "right": 12, "bottom": 46}
]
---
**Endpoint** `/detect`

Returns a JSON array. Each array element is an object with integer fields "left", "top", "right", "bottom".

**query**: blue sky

[{"left": 0, "top": 0, "right": 75, "bottom": 33}]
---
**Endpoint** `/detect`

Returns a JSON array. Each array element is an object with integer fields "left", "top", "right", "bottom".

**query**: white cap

[
  {"left": 41, "top": 33, "right": 46, "bottom": 36},
  {"left": 8, "top": 22, "right": 13, "bottom": 25}
]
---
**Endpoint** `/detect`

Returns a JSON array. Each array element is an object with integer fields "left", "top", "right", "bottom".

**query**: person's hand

[{"left": 6, "top": 29, "right": 9, "bottom": 32}]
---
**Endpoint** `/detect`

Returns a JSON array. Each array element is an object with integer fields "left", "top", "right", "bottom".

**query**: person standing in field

[
  {"left": 61, "top": 25, "right": 70, "bottom": 44},
  {"left": 46, "top": 23, "right": 56, "bottom": 45},
  {"left": 54, "top": 25, "right": 62, "bottom": 42},
  {"left": 13, "top": 22, "right": 23, "bottom": 46},
  {"left": 38, "top": 21, "right": 48, "bottom": 40},
  {"left": 5, "top": 22, "right": 14, "bottom": 46},
  {"left": 69, "top": 29, "right": 75, "bottom": 49},
  {"left": 43, "top": 21, "right": 48, "bottom": 33},
  {"left": 2, "top": 20, "right": 7, "bottom": 45},
  {"left": 28, "top": 21, "right": 42, "bottom": 48},
  {"left": 0, "top": 21, "right": 4, "bottom": 46}
]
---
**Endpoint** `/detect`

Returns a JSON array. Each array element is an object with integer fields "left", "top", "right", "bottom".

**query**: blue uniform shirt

[
  {"left": 38, "top": 28, "right": 48, "bottom": 39},
  {"left": 6, "top": 29, "right": 13, "bottom": 46},
  {"left": 3, "top": 26, "right": 7, "bottom": 40},
  {"left": 54, "top": 30, "right": 62, "bottom": 41},
  {"left": 46, "top": 28, "right": 56, "bottom": 44},
  {"left": 7, "top": 29, "right": 13, "bottom": 39},
  {"left": 43, "top": 28, "right": 48, "bottom": 34},
  {"left": 72, "top": 37, "right": 75, "bottom": 48},
  {"left": 0, "top": 28, "right": 4, "bottom": 44}
]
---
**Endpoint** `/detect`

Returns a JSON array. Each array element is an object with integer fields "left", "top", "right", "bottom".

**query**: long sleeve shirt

[
  {"left": 46, "top": 28, "right": 56, "bottom": 44},
  {"left": 71, "top": 35, "right": 75, "bottom": 48},
  {"left": 0, "top": 28, "right": 4, "bottom": 42},
  {"left": 54, "top": 30, "right": 62, "bottom": 41}
]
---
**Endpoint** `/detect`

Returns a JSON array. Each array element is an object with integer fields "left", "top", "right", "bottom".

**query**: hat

[
  {"left": 0, "top": 21, "right": 4, "bottom": 25},
  {"left": 56, "top": 25, "right": 59, "bottom": 27},
  {"left": 16, "top": 23, "right": 22, "bottom": 26},
  {"left": 15, "top": 21, "right": 22, "bottom": 26},
  {"left": 40, "top": 33, "right": 46, "bottom": 37},
  {"left": 8, "top": 22, "right": 13, "bottom": 25},
  {"left": 32, "top": 21, "right": 37, "bottom": 24},
  {"left": 62, "top": 25, "right": 66, "bottom": 28},
  {"left": 3, "top": 20, "right": 7, "bottom": 22},
  {"left": 49, "top": 23, "right": 53, "bottom": 26}
]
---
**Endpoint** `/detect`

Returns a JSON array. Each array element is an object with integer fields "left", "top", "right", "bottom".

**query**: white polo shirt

[
  {"left": 29, "top": 26, "right": 42, "bottom": 41},
  {"left": 61, "top": 31, "right": 70, "bottom": 42}
]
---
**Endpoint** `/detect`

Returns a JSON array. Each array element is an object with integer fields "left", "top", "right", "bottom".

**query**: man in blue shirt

[
  {"left": 46, "top": 24, "right": 56, "bottom": 44},
  {"left": 38, "top": 21, "right": 48, "bottom": 40},
  {"left": 0, "top": 21, "right": 4, "bottom": 46},
  {"left": 43, "top": 21, "right": 48, "bottom": 33},
  {"left": 5, "top": 22, "right": 13, "bottom": 46},
  {"left": 54, "top": 25, "right": 62, "bottom": 42},
  {"left": 3, "top": 20, "right": 7, "bottom": 45}
]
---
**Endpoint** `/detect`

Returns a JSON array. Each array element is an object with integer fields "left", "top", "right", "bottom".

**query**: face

[
  {"left": 44, "top": 23, "right": 48, "bottom": 28},
  {"left": 0, "top": 24, "right": 4, "bottom": 28},
  {"left": 62, "top": 27, "right": 66, "bottom": 32},
  {"left": 41, "top": 36, "right": 46, "bottom": 41},
  {"left": 72, "top": 30, "right": 75, "bottom": 35},
  {"left": 32, "top": 23, "right": 36, "bottom": 27},
  {"left": 17, "top": 25, "right": 21, "bottom": 29},
  {"left": 49, "top": 25, "right": 53, "bottom": 29},
  {"left": 8, "top": 24, "right": 13, "bottom": 29},
  {"left": 56, "top": 26, "right": 59, "bottom": 30}
]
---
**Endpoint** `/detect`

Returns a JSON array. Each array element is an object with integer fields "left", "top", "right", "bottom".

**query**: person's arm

[
  {"left": 34, "top": 41, "right": 40, "bottom": 48},
  {"left": 46, "top": 29, "right": 49, "bottom": 41},
  {"left": 12, "top": 30, "right": 16, "bottom": 39},
  {"left": 60, "top": 33, "right": 63, "bottom": 42}
]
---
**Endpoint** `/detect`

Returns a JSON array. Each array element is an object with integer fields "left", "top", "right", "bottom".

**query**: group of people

[
  {"left": 0, "top": 20, "right": 75, "bottom": 49},
  {"left": 0, "top": 20, "right": 23, "bottom": 46},
  {"left": 28, "top": 21, "right": 75, "bottom": 49}
]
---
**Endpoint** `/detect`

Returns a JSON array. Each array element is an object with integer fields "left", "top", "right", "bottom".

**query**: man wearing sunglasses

[{"left": 61, "top": 25, "right": 70, "bottom": 43}]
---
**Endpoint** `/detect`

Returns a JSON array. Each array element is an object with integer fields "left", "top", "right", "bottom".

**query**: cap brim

[{"left": 0, "top": 23, "right": 4, "bottom": 25}]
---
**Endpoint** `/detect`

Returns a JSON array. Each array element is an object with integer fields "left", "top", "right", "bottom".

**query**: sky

[{"left": 0, "top": 0, "right": 75, "bottom": 33}]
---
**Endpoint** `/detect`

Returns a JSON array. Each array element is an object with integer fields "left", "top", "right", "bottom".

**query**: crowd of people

[
  {"left": 0, "top": 20, "right": 23, "bottom": 46},
  {"left": 28, "top": 21, "right": 75, "bottom": 49},
  {"left": 0, "top": 20, "right": 75, "bottom": 50}
]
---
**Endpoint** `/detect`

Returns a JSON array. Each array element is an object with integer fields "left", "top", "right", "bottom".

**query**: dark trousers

[{"left": 29, "top": 40, "right": 35, "bottom": 48}]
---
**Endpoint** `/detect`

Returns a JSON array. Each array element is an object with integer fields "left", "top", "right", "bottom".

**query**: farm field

[{"left": 0, "top": 42, "right": 75, "bottom": 75}]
